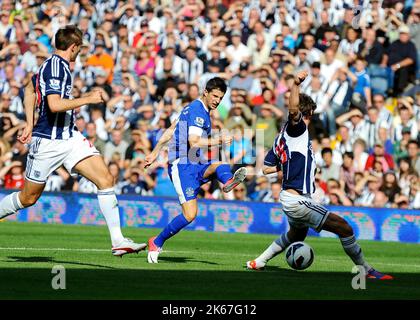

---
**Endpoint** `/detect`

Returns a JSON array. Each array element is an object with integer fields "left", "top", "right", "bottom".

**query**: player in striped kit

[
  {"left": 246, "top": 71, "right": 393, "bottom": 280},
  {"left": 0, "top": 25, "right": 146, "bottom": 257}
]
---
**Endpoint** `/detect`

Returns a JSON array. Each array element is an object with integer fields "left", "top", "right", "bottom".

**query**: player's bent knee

[
  {"left": 183, "top": 212, "right": 197, "bottom": 222},
  {"left": 96, "top": 172, "right": 114, "bottom": 190},
  {"left": 340, "top": 222, "right": 354, "bottom": 238},
  {"left": 335, "top": 218, "right": 353, "bottom": 238},
  {"left": 19, "top": 192, "right": 40, "bottom": 208}
]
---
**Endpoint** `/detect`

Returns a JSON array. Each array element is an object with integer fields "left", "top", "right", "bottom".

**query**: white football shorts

[
  {"left": 25, "top": 131, "right": 100, "bottom": 184},
  {"left": 279, "top": 190, "right": 330, "bottom": 232}
]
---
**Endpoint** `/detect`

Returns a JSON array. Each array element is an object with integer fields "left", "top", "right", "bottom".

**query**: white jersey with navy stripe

[
  {"left": 265, "top": 114, "right": 316, "bottom": 194},
  {"left": 33, "top": 54, "right": 76, "bottom": 140}
]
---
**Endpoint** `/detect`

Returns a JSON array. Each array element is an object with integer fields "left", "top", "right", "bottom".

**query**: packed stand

[{"left": 0, "top": 0, "right": 419, "bottom": 209}]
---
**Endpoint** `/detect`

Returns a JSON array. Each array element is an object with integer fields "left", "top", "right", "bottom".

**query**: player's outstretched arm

[
  {"left": 47, "top": 90, "right": 104, "bottom": 113},
  {"left": 18, "top": 80, "right": 36, "bottom": 144},
  {"left": 289, "top": 70, "right": 308, "bottom": 125},
  {"left": 144, "top": 120, "right": 178, "bottom": 168},
  {"left": 188, "top": 134, "right": 232, "bottom": 149}
]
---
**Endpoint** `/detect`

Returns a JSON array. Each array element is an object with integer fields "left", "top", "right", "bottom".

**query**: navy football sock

[
  {"left": 215, "top": 164, "right": 233, "bottom": 184},
  {"left": 155, "top": 214, "right": 191, "bottom": 247}
]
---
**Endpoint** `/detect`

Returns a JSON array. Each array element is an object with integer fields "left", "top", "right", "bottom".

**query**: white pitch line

[{"left": 0, "top": 247, "right": 419, "bottom": 269}]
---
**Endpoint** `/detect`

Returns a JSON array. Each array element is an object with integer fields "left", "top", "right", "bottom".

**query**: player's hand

[
  {"left": 86, "top": 90, "right": 104, "bottom": 104},
  {"left": 294, "top": 70, "right": 308, "bottom": 85},
  {"left": 18, "top": 125, "right": 33, "bottom": 144},
  {"left": 221, "top": 135, "right": 233, "bottom": 146},
  {"left": 144, "top": 151, "right": 158, "bottom": 169}
]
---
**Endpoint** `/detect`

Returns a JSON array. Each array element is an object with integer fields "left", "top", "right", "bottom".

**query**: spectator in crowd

[
  {"left": 232, "top": 182, "right": 250, "bottom": 201},
  {"left": 393, "top": 98, "right": 418, "bottom": 141},
  {"left": 372, "top": 190, "right": 391, "bottom": 208},
  {"left": 365, "top": 142, "right": 395, "bottom": 172},
  {"left": 354, "top": 173, "right": 382, "bottom": 207},
  {"left": 0, "top": 161, "right": 24, "bottom": 190},
  {"left": 104, "top": 129, "right": 129, "bottom": 163},
  {"left": 380, "top": 170, "right": 402, "bottom": 203},
  {"left": 85, "top": 121, "right": 106, "bottom": 155},
  {"left": 407, "top": 140, "right": 420, "bottom": 174},
  {"left": 382, "top": 24, "right": 417, "bottom": 96},
  {"left": 320, "top": 147, "right": 341, "bottom": 182},
  {"left": 121, "top": 166, "right": 155, "bottom": 196},
  {"left": 86, "top": 39, "right": 115, "bottom": 84}
]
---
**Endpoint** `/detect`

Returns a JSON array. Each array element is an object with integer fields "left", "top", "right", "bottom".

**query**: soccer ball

[{"left": 285, "top": 242, "right": 314, "bottom": 270}]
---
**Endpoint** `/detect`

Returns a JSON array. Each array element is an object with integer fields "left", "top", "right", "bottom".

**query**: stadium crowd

[{"left": 0, "top": 0, "right": 419, "bottom": 209}]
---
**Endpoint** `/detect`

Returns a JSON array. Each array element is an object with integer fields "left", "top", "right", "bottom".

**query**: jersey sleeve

[
  {"left": 264, "top": 134, "right": 282, "bottom": 167},
  {"left": 264, "top": 147, "right": 280, "bottom": 167},
  {"left": 43, "top": 59, "right": 65, "bottom": 96},
  {"left": 187, "top": 105, "right": 207, "bottom": 137},
  {"left": 286, "top": 113, "right": 306, "bottom": 137}
]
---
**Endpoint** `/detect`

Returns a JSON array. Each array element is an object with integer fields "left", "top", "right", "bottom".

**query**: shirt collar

[
  {"left": 198, "top": 98, "right": 209, "bottom": 113},
  {"left": 53, "top": 53, "right": 70, "bottom": 66}
]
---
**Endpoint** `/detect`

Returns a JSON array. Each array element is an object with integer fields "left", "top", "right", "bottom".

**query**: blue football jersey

[
  {"left": 33, "top": 54, "right": 76, "bottom": 140},
  {"left": 168, "top": 99, "right": 211, "bottom": 164}
]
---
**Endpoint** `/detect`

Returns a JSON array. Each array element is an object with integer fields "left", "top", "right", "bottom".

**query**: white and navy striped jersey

[
  {"left": 264, "top": 114, "right": 316, "bottom": 195},
  {"left": 32, "top": 54, "right": 76, "bottom": 140}
]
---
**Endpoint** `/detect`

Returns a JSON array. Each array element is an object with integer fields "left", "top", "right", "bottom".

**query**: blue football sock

[
  {"left": 215, "top": 164, "right": 233, "bottom": 184},
  {"left": 154, "top": 214, "right": 191, "bottom": 247}
]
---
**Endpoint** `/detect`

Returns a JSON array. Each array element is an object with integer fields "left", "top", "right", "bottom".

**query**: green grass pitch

[{"left": 0, "top": 221, "right": 419, "bottom": 300}]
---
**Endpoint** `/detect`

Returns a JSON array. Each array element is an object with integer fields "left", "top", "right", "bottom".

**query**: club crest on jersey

[
  {"left": 185, "top": 187, "right": 195, "bottom": 197},
  {"left": 49, "top": 79, "right": 61, "bottom": 90},
  {"left": 194, "top": 117, "right": 204, "bottom": 127}
]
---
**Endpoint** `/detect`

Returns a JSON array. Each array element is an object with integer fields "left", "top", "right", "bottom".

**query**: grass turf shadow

[
  {"left": 5, "top": 256, "right": 116, "bottom": 269},
  {"left": 0, "top": 268, "right": 419, "bottom": 300}
]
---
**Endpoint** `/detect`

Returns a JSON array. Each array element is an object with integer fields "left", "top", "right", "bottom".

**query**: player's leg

[
  {"left": 322, "top": 213, "right": 393, "bottom": 280},
  {"left": 72, "top": 155, "right": 146, "bottom": 255},
  {"left": 148, "top": 162, "right": 200, "bottom": 263},
  {"left": 155, "top": 199, "right": 197, "bottom": 247},
  {"left": 247, "top": 225, "right": 308, "bottom": 270},
  {"left": 247, "top": 191, "right": 314, "bottom": 270},
  {"left": 0, "top": 180, "right": 45, "bottom": 219},
  {"left": 0, "top": 137, "right": 53, "bottom": 219},
  {"left": 148, "top": 199, "right": 197, "bottom": 262},
  {"left": 202, "top": 162, "right": 247, "bottom": 193}
]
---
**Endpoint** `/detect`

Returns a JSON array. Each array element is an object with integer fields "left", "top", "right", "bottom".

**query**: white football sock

[
  {"left": 340, "top": 235, "right": 372, "bottom": 272},
  {"left": 0, "top": 192, "right": 24, "bottom": 219},
  {"left": 97, "top": 188, "right": 125, "bottom": 247},
  {"left": 255, "top": 233, "right": 291, "bottom": 265}
]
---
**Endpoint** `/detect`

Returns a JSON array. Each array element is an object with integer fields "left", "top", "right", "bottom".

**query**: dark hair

[
  {"left": 299, "top": 93, "right": 317, "bottom": 116},
  {"left": 205, "top": 77, "right": 227, "bottom": 94},
  {"left": 408, "top": 139, "right": 419, "bottom": 147},
  {"left": 55, "top": 25, "right": 83, "bottom": 50},
  {"left": 321, "top": 147, "right": 333, "bottom": 157},
  {"left": 343, "top": 151, "right": 354, "bottom": 159}
]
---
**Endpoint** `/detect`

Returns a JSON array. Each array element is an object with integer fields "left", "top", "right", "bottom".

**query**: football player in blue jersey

[
  {"left": 246, "top": 71, "right": 393, "bottom": 280},
  {"left": 144, "top": 77, "right": 247, "bottom": 263},
  {"left": 0, "top": 25, "right": 146, "bottom": 257}
]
